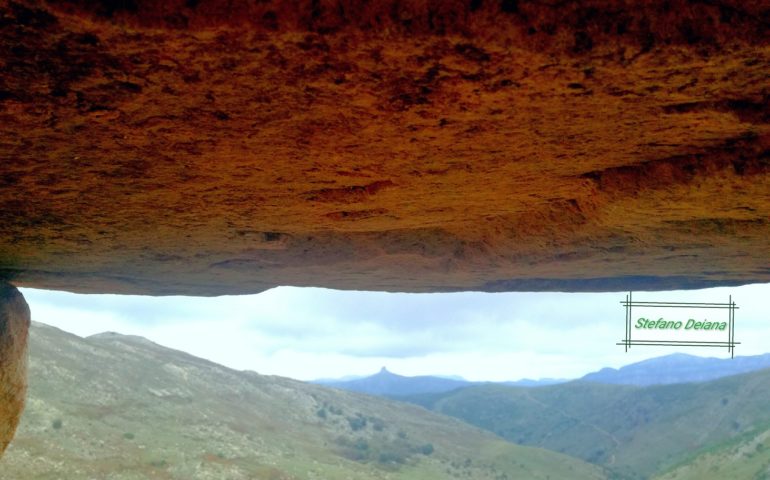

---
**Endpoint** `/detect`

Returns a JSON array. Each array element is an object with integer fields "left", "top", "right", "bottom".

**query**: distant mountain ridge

[
  {"left": 580, "top": 352, "right": 770, "bottom": 386},
  {"left": 502, "top": 378, "right": 568, "bottom": 387},
  {"left": 317, "top": 352, "right": 770, "bottom": 399},
  {"left": 318, "top": 367, "right": 566, "bottom": 397},
  {"left": 319, "top": 367, "right": 473, "bottom": 397}
]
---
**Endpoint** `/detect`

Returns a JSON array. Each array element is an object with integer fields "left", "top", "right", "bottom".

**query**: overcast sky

[{"left": 19, "top": 283, "right": 770, "bottom": 382}]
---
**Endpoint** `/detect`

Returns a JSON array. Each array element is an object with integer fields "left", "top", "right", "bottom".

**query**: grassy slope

[
  {"left": 0, "top": 323, "right": 606, "bottom": 480},
  {"left": 651, "top": 423, "right": 770, "bottom": 480},
  {"left": 408, "top": 369, "right": 770, "bottom": 479}
]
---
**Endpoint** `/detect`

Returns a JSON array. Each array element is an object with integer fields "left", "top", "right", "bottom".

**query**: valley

[
  {"left": 407, "top": 369, "right": 770, "bottom": 479},
  {"left": 0, "top": 323, "right": 606, "bottom": 480},
  {"left": 4, "top": 322, "right": 770, "bottom": 479}
]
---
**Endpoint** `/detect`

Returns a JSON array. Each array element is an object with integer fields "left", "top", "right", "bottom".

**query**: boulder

[{"left": 0, "top": 283, "right": 30, "bottom": 455}]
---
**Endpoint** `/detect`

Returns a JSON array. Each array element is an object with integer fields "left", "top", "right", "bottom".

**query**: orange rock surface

[
  {"left": 0, "top": 0, "right": 769, "bottom": 294},
  {"left": 0, "top": 284, "right": 29, "bottom": 455}
]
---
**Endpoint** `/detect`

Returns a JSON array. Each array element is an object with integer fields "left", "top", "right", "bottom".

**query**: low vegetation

[
  {"left": 407, "top": 368, "right": 770, "bottom": 479},
  {"left": 0, "top": 323, "right": 607, "bottom": 480}
]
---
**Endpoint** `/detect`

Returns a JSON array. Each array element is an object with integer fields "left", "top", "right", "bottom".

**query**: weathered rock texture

[
  {"left": 0, "top": 283, "right": 30, "bottom": 455},
  {"left": 1, "top": 0, "right": 769, "bottom": 294}
]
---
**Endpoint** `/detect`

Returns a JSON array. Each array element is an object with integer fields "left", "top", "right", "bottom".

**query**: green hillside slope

[
  {"left": 0, "top": 323, "right": 606, "bottom": 480},
  {"left": 653, "top": 425, "right": 770, "bottom": 480},
  {"left": 409, "top": 369, "right": 770, "bottom": 479}
]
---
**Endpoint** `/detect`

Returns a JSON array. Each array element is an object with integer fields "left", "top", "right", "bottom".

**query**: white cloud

[{"left": 18, "top": 283, "right": 770, "bottom": 382}]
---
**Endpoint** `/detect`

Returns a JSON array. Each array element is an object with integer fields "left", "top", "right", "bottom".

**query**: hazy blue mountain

[
  {"left": 433, "top": 374, "right": 468, "bottom": 381},
  {"left": 313, "top": 374, "right": 366, "bottom": 384},
  {"left": 319, "top": 367, "right": 568, "bottom": 397},
  {"left": 319, "top": 352, "right": 770, "bottom": 399},
  {"left": 502, "top": 378, "right": 568, "bottom": 387},
  {"left": 581, "top": 353, "right": 770, "bottom": 386},
  {"left": 321, "top": 367, "right": 474, "bottom": 397}
]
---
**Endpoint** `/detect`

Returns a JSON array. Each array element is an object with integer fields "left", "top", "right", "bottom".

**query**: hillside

[
  {"left": 0, "top": 322, "right": 606, "bottom": 480},
  {"left": 581, "top": 353, "right": 770, "bottom": 386},
  {"left": 408, "top": 369, "right": 770, "bottom": 479},
  {"left": 654, "top": 424, "right": 770, "bottom": 480}
]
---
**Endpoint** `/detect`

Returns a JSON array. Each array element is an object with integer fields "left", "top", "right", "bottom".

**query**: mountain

[
  {"left": 320, "top": 367, "right": 474, "bottom": 397},
  {"left": 319, "top": 368, "right": 568, "bottom": 397},
  {"left": 313, "top": 374, "right": 366, "bottom": 383},
  {"left": 0, "top": 322, "right": 607, "bottom": 480},
  {"left": 581, "top": 353, "right": 770, "bottom": 386},
  {"left": 320, "top": 352, "right": 770, "bottom": 398},
  {"left": 407, "top": 368, "right": 770, "bottom": 479},
  {"left": 502, "top": 378, "right": 568, "bottom": 387}
]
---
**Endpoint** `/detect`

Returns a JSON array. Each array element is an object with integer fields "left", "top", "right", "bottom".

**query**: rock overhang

[{"left": 0, "top": 0, "right": 769, "bottom": 295}]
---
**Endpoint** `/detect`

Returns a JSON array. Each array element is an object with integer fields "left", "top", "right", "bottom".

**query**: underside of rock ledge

[{"left": 1, "top": 0, "right": 769, "bottom": 295}]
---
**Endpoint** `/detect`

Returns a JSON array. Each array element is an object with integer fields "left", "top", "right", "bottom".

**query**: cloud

[{"left": 17, "top": 283, "right": 770, "bottom": 381}]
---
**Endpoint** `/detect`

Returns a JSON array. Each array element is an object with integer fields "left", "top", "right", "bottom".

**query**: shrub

[
  {"left": 419, "top": 443, "right": 434, "bottom": 455},
  {"left": 336, "top": 436, "right": 370, "bottom": 462},
  {"left": 378, "top": 450, "right": 406, "bottom": 465},
  {"left": 353, "top": 438, "right": 369, "bottom": 452},
  {"left": 52, "top": 419, "right": 63, "bottom": 430},
  {"left": 370, "top": 417, "right": 385, "bottom": 431},
  {"left": 123, "top": 432, "right": 135, "bottom": 440},
  {"left": 149, "top": 459, "right": 167, "bottom": 468},
  {"left": 348, "top": 414, "right": 367, "bottom": 431}
]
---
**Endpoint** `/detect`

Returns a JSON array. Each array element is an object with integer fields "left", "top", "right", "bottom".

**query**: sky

[{"left": 19, "top": 283, "right": 770, "bottom": 382}]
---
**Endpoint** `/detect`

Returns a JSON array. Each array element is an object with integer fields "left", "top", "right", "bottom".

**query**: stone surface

[
  {"left": 0, "top": 283, "right": 30, "bottom": 455},
  {"left": 1, "top": 0, "right": 769, "bottom": 295}
]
